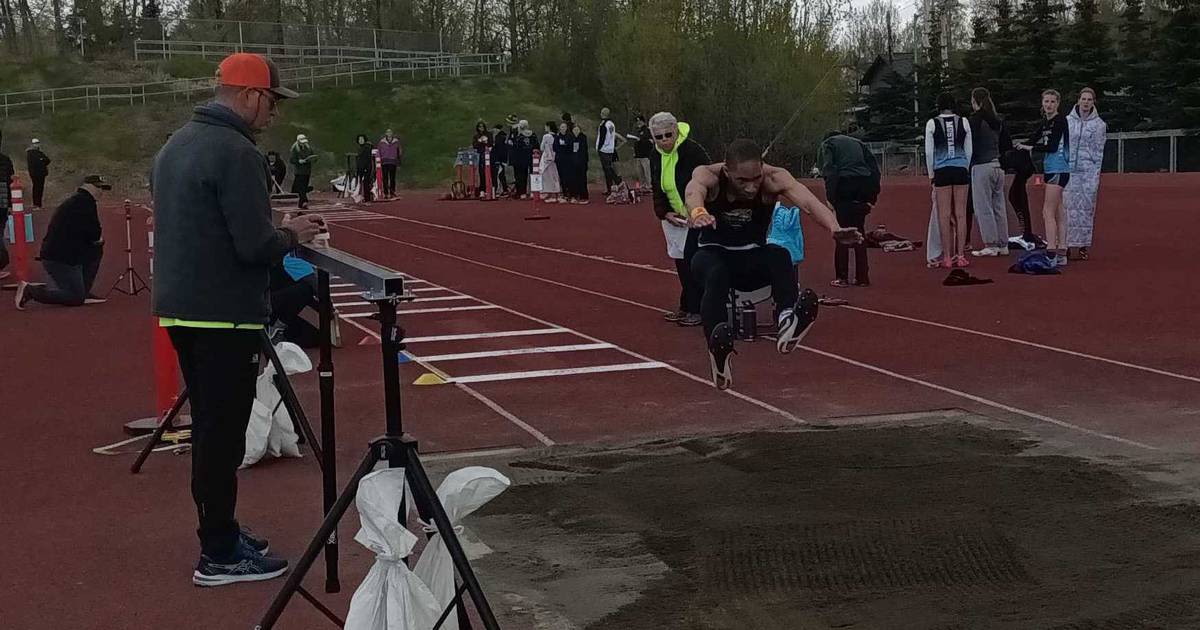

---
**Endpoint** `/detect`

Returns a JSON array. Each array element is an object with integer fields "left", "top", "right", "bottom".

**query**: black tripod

[
  {"left": 255, "top": 263, "right": 501, "bottom": 630},
  {"left": 129, "top": 330, "right": 323, "bottom": 475},
  {"left": 109, "top": 200, "right": 149, "bottom": 297}
]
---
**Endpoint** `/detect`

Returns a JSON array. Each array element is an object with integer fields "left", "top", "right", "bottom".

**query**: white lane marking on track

[
  {"left": 411, "top": 343, "right": 614, "bottom": 362},
  {"left": 451, "top": 362, "right": 667, "bottom": 384},
  {"left": 405, "top": 329, "right": 571, "bottom": 343},
  {"left": 383, "top": 215, "right": 1200, "bottom": 386},
  {"left": 336, "top": 224, "right": 808, "bottom": 425},
  {"left": 338, "top": 223, "right": 1162, "bottom": 449}
]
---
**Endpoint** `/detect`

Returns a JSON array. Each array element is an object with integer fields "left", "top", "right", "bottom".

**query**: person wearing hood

[
  {"left": 648, "top": 112, "right": 711, "bottom": 327},
  {"left": 377, "top": 128, "right": 402, "bottom": 198},
  {"left": 145, "top": 53, "right": 323, "bottom": 586},
  {"left": 509, "top": 120, "right": 536, "bottom": 199},
  {"left": 539, "top": 122, "right": 563, "bottom": 203},
  {"left": 26, "top": 138, "right": 51, "bottom": 209},
  {"left": 290, "top": 133, "right": 317, "bottom": 209},
  {"left": 1064, "top": 88, "right": 1106, "bottom": 261},
  {"left": 572, "top": 123, "right": 590, "bottom": 204},
  {"left": 554, "top": 122, "right": 576, "bottom": 202},
  {"left": 353, "top": 133, "right": 376, "bottom": 202}
]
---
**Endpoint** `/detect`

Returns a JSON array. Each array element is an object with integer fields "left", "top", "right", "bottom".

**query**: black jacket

[
  {"left": 632, "top": 126, "right": 652, "bottom": 159},
  {"left": 355, "top": 143, "right": 374, "bottom": 172},
  {"left": 0, "top": 151, "right": 12, "bottom": 216},
  {"left": 510, "top": 132, "right": 535, "bottom": 168},
  {"left": 492, "top": 130, "right": 510, "bottom": 162},
  {"left": 151, "top": 102, "right": 298, "bottom": 325},
  {"left": 649, "top": 137, "right": 712, "bottom": 220},
  {"left": 26, "top": 148, "right": 51, "bottom": 177},
  {"left": 40, "top": 188, "right": 101, "bottom": 265}
]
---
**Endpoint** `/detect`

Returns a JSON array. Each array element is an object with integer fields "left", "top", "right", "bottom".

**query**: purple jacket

[{"left": 377, "top": 137, "right": 402, "bottom": 164}]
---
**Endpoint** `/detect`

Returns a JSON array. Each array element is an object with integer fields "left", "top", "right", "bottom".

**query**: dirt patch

[{"left": 466, "top": 420, "right": 1200, "bottom": 629}]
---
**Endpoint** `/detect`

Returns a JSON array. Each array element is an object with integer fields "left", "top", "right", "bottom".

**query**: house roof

[{"left": 860, "top": 52, "right": 915, "bottom": 86}]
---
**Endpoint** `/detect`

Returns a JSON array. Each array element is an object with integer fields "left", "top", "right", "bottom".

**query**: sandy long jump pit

[{"left": 439, "top": 411, "right": 1200, "bottom": 629}]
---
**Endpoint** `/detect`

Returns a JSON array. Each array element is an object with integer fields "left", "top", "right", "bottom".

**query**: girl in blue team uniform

[
  {"left": 925, "top": 92, "right": 974, "bottom": 269},
  {"left": 1018, "top": 89, "right": 1071, "bottom": 267}
]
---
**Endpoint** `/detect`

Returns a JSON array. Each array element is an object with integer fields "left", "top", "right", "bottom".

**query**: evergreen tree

[
  {"left": 1009, "top": 0, "right": 1066, "bottom": 133},
  {"left": 861, "top": 65, "right": 921, "bottom": 142},
  {"left": 916, "top": 0, "right": 950, "bottom": 119},
  {"left": 989, "top": 0, "right": 1030, "bottom": 131},
  {"left": 956, "top": 13, "right": 993, "bottom": 97},
  {"left": 1061, "top": 0, "right": 1117, "bottom": 100},
  {"left": 1113, "top": 0, "right": 1159, "bottom": 129},
  {"left": 1155, "top": 0, "right": 1200, "bottom": 127}
]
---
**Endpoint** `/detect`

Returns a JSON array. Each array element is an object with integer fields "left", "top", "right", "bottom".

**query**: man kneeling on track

[{"left": 684, "top": 139, "right": 862, "bottom": 389}]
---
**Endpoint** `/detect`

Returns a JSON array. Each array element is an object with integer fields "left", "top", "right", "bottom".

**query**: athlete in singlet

[{"left": 684, "top": 139, "right": 862, "bottom": 389}]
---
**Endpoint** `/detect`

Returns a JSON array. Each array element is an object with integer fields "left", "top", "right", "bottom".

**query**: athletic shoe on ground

[
  {"left": 241, "top": 529, "right": 270, "bottom": 555},
  {"left": 193, "top": 541, "right": 287, "bottom": 587},
  {"left": 776, "top": 289, "right": 819, "bottom": 355},
  {"left": 927, "top": 257, "right": 945, "bottom": 269},
  {"left": 678, "top": 313, "right": 702, "bottom": 327},
  {"left": 663, "top": 309, "right": 685, "bottom": 322},
  {"left": 952, "top": 255, "right": 970, "bottom": 268},
  {"left": 854, "top": 280, "right": 871, "bottom": 288},
  {"left": 708, "top": 323, "right": 735, "bottom": 390},
  {"left": 971, "top": 247, "right": 1001, "bottom": 257},
  {"left": 14, "top": 281, "right": 30, "bottom": 310},
  {"left": 830, "top": 279, "right": 851, "bottom": 288},
  {"left": 84, "top": 294, "right": 108, "bottom": 305},
  {"left": 1055, "top": 254, "right": 1068, "bottom": 267}
]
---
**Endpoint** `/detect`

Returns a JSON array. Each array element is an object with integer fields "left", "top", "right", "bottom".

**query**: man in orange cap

[{"left": 150, "top": 53, "right": 323, "bottom": 586}]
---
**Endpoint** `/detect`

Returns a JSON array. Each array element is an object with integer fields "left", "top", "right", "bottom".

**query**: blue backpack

[{"left": 1009, "top": 250, "right": 1060, "bottom": 275}]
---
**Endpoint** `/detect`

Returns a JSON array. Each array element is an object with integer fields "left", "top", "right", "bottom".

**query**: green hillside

[{"left": 0, "top": 75, "right": 603, "bottom": 198}]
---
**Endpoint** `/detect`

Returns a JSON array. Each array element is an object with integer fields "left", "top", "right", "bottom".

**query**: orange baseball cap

[{"left": 216, "top": 53, "right": 299, "bottom": 99}]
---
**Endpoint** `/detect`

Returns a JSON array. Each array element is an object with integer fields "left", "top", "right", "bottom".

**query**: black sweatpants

[
  {"left": 31, "top": 174, "right": 46, "bottom": 207},
  {"left": 599, "top": 152, "right": 622, "bottom": 193},
  {"left": 673, "top": 228, "right": 701, "bottom": 314},
  {"left": 292, "top": 173, "right": 311, "bottom": 207},
  {"left": 168, "top": 327, "right": 261, "bottom": 561},
  {"left": 492, "top": 160, "right": 510, "bottom": 194},
  {"left": 833, "top": 176, "right": 872, "bottom": 284},
  {"left": 356, "top": 167, "right": 374, "bottom": 202},
  {"left": 382, "top": 163, "right": 397, "bottom": 197},
  {"left": 1010, "top": 171, "right": 1034, "bottom": 238},
  {"left": 271, "top": 274, "right": 321, "bottom": 348},
  {"left": 692, "top": 244, "right": 797, "bottom": 339}
]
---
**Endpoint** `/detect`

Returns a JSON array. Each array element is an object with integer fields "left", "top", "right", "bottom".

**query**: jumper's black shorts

[
  {"left": 933, "top": 166, "right": 971, "bottom": 187},
  {"left": 1045, "top": 172, "right": 1071, "bottom": 187}
]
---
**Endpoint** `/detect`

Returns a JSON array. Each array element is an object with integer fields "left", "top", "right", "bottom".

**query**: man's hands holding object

[
  {"left": 283, "top": 213, "right": 325, "bottom": 244},
  {"left": 833, "top": 227, "right": 863, "bottom": 245}
]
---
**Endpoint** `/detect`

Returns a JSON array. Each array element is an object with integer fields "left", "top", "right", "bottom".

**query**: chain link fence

[{"left": 134, "top": 18, "right": 442, "bottom": 53}]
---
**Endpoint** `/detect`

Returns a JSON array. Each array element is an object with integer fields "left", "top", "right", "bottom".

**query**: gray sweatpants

[{"left": 971, "top": 161, "right": 1008, "bottom": 248}]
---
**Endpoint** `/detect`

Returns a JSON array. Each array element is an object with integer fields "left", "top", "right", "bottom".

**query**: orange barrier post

[
  {"left": 372, "top": 149, "right": 383, "bottom": 200},
  {"left": 484, "top": 148, "right": 494, "bottom": 200},
  {"left": 525, "top": 150, "right": 550, "bottom": 221},
  {"left": 8, "top": 177, "right": 31, "bottom": 283}
]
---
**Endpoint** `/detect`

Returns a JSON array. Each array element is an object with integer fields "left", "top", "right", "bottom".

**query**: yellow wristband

[{"left": 690, "top": 207, "right": 709, "bottom": 220}]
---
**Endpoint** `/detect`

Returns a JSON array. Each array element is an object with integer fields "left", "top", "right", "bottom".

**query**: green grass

[
  {"left": 272, "top": 75, "right": 603, "bottom": 188},
  {"left": 1, "top": 74, "right": 604, "bottom": 195}
]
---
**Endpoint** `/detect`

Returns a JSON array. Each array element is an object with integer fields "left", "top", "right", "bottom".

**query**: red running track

[{"left": 1, "top": 174, "right": 1197, "bottom": 628}]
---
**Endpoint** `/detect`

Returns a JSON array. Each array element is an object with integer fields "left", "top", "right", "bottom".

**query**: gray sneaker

[
  {"left": 193, "top": 541, "right": 287, "bottom": 587},
  {"left": 1055, "top": 254, "right": 1068, "bottom": 267}
]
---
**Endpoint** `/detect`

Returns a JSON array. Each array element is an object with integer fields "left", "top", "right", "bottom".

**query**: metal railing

[
  {"left": 0, "top": 54, "right": 509, "bottom": 118},
  {"left": 134, "top": 17, "right": 443, "bottom": 52},
  {"left": 134, "top": 39, "right": 449, "bottom": 65}
]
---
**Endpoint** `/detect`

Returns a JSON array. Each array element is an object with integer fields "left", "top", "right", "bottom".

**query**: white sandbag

[
  {"left": 345, "top": 469, "right": 443, "bottom": 630},
  {"left": 413, "top": 467, "right": 511, "bottom": 630},
  {"left": 661, "top": 220, "right": 688, "bottom": 260},
  {"left": 242, "top": 342, "right": 311, "bottom": 468}
]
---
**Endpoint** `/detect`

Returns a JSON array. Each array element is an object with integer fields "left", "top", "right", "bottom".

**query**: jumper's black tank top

[{"left": 698, "top": 170, "right": 774, "bottom": 250}]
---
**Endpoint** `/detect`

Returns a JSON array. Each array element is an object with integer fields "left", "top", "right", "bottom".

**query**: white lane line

[
  {"left": 453, "top": 386, "right": 555, "bottom": 446},
  {"left": 331, "top": 283, "right": 354, "bottom": 288},
  {"left": 839, "top": 305, "right": 1200, "bottom": 385},
  {"left": 341, "top": 305, "right": 498, "bottom": 318},
  {"left": 411, "top": 343, "right": 614, "bottom": 362},
  {"left": 335, "top": 224, "right": 808, "bottom": 425},
  {"left": 340, "top": 310, "right": 549, "bottom": 447},
  {"left": 423, "top": 445, "right": 531, "bottom": 461},
  {"left": 799, "top": 346, "right": 1158, "bottom": 451},
  {"left": 405, "top": 329, "right": 572, "bottom": 343},
  {"left": 451, "top": 362, "right": 667, "bottom": 384},
  {"left": 334, "top": 301, "right": 370, "bottom": 307},
  {"left": 327, "top": 215, "right": 397, "bottom": 222},
  {"left": 408, "top": 295, "right": 477, "bottom": 303},
  {"left": 337, "top": 224, "right": 1161, "bottom": 447},
  {"left": 331, "top": 291, "right": 365, "bottom": 297},
  {"left": 411, "top": 287, "right": 458, "bottom": 293},
  {"left": 387, "top": 216, "right": 1200, "bottom": 387}
]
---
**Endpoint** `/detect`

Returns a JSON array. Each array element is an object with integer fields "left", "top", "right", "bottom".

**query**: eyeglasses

[
  {"left": 253, "top": 89, "right": 279, "bottom": 110},
  {"left": 653, "top": 132, "right": 675, "bottom": 140}
]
